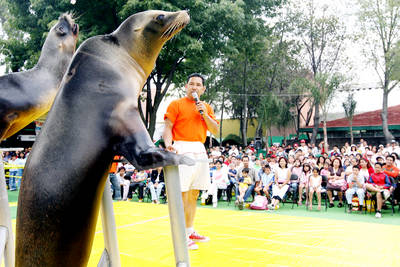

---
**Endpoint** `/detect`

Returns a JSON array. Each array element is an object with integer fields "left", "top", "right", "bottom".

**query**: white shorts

[{"left": 173, "top": 141, "right": 210, "bottom": 192}]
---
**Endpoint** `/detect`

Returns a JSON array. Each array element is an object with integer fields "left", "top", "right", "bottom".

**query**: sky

[{"left": 1, "top": 0, "right": 399, "bottom": 115}]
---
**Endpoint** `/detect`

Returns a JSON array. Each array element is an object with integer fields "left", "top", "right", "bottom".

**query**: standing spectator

[
  {"left": 109, "top": 155, "right": 122, "bottom": 200},
  {"left": 268, "top": 157, "right": 291, "bottom": 210},
  {"left": 7, "top": 153, "right": 18, "bottom": 191},
  {"left": 308, "top": 167, "right": 322, "bottom": 211},
  {"left": 345, "top": 166, "right": 365, "bottom": 213},
  {"left": 15, "top": 152, "right": 26, "bottom": 190},
  {"left": 366, "top": 162, "right": 393, "bottom": 218},
  {"left": 298, "top": 163, "right": 311, "bottom": 205},
  {"left": 116, "top": 167, "right": 129, "bottom": 201},
  {"left": 148, "top": 167, "right": 165, "bottom": 204}
]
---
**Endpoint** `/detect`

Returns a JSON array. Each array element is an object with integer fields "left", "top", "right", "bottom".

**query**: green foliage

[
  {"left": 222, "top": 134, "right": 242, "bottom": 146},
  {"left": 342, "top": 93, "right": 357, "bottom": 121}
]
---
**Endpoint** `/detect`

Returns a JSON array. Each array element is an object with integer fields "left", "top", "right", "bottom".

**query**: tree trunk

[
  {"left": 241, "top": 56, "right": 248, "bottom": 146},
  {"left": 350, "top": 119, "right": 353, "bottom": 145},
  {"left": 269, "top": 127, "right": 273, "bottom": 148},
  {"left": 265, "top": 128, "right": 270, "bottom": 152},
  {"left": 323, "top": 119, "right": 328, "bottom": 153},
  {"left": 219, "top": 92, "right": 225, "bottom": 143},
  {"left": 311, "top": 100, "right": 320, "bottom": 145},
  {"left": 381, "top": 90, "right": 394, "bottom": 143}
]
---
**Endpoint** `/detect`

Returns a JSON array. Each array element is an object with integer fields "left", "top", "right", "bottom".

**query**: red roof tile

[{"left": 308, "top": 104, "right": 400, "bottom": 128}]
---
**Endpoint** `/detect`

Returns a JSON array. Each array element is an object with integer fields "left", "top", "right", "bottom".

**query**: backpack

[{"left": 250, "top": 195, "right": 268, "bottom": 210}]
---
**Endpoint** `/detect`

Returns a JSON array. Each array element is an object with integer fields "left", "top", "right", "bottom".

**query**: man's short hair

[
  {"left": 242, "top": 168, "right": 250, "bottom": 174},
  {"left": 386, "top": 155, "right": 395, "bottom": 161},
  {"left": 187, "top": 73, "right": 205, "bottom": 85},
  {"left": 352, "top": 165, "right": 360, "bottom": 170},
  {"left": 375, "top": 162, "right": 384, "bottom": 168}
]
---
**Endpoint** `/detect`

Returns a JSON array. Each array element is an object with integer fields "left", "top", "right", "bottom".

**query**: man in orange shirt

[
  {"left": 383, "top": 155, "right": 399, "bottom": 202},
  {"left": 163, "top": 73, "right": 218, "bottom": 250}
]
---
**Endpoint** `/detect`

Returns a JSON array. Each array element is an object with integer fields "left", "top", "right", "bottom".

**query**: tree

[
  {"left": 312, "top": 73, "right": 341, "bottom": 152},
  {"left": 1, "top": 0, "right": 284, "bottom": 139},
  {"left": 357, "top": 0, "right": 400, "bottom": 143},
  {"left": 291, "top": 0, "right": 347, "bottom": 145},
  {"left": 342, "top": 93, "right": 357, "bottom": 145}
]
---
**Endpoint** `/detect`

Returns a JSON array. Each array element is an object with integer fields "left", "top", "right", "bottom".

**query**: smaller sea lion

[
  {"left": 16, "top": 10, "right": 191, "bottom": 266},
  {"left": 0, "top": 14, "right": 78, "bottom": 140}
]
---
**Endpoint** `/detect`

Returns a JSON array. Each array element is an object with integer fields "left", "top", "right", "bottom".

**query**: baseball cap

[{"left": 300, "top": 139, "right": 306, "bottom": 143}]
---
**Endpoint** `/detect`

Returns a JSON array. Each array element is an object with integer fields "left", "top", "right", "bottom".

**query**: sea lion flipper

[
  {"left": 115, "top": 133, "right": 195, "bottom": 170},
  {"left": 138, "top": 147, "right": 195, "bottom": 168}
]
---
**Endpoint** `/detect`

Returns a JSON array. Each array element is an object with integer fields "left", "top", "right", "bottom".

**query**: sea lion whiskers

[{"left": 161, "top": 13, "right": 188, "bottom": 40}]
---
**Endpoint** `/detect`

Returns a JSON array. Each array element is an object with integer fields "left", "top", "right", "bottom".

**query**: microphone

[{"left": 192, "top": 92, "right": 203, "bottom": 115}]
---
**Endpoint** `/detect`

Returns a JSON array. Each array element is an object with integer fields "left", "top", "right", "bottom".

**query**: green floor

[{"left": 7, "top": 190, "right": 400, "bottom": 225}]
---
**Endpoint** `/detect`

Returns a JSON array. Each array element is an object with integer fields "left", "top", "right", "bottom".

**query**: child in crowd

[
  {"left": 237, "top": 168, "right": 252, "bottom": 209},
  {"left": 320, "top": 162, "right": 331, "bottom": 178},
  {"left": 345, "top": 165, "right": 365, "bottom": 213},
  {"left": 298, "top": 163, "right": 311, "bottom": 205},
  {"left": 308, "top": 167, "right": 322, "bottom": 210},
  {"left": 254, "top": 165, "right": 274, "bottom": 200}
]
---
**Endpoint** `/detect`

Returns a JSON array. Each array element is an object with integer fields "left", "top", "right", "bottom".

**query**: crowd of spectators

[
  {"left": 203, "top": 138, "right": 399, "bottom": 218},
  {"left": 3, "top": 138, "right": 400, "bottom": 219}
]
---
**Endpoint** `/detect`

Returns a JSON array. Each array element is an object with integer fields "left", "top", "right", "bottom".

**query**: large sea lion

[
  {"left": 16, "top": 10, "right": 191, "bottom": 266},
  {"left": 0, "top": 14, "right": 78, "bottom": 140}
]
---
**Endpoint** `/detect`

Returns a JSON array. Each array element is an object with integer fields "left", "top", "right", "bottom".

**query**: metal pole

[
  {"left": 0, "top": 154, "right": 14, "bottom": 267},
  {"left": 99, "top": 181, "right": 121, "bottom": 267},
  {"left": 164, "top": 165, "right": 190, "bottom": 267}
]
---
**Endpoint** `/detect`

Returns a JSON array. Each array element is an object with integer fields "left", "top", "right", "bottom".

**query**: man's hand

[
  {"left": 196, "top": 101, "right": 207, "bottom": 115},
  {"left": 166, "top": 145, "right": 177, "bottom": 153}
]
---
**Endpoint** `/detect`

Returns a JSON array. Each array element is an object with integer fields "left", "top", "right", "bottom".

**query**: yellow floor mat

[
  {"left": 87, "top": 202, "right": 400, "bottom": 267},
  {"left": 4, "top": 201, "right": 399, "bottom": 266}
]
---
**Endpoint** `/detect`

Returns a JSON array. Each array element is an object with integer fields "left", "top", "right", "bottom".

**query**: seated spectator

[
  {"left": 235, "top": 155, "right": 257, "bottom": 203},
  {"left": 298, "top": 163, "right": 311, "bottom": 205},
  {"left": 268, "top": 157, "right": 291, "bottom": 210},
  {"left": 345, "top": 165, "right": 365, "bottom": 213},
  {"left": 383, "top": 155, "right": 399, "bottom": 204},
  {"left": 308, "top": 167, "right": 322, "bottom": 211},
  {"left": 128, "top": 170, "right": 147, "bottom": 202},
  {"left": 289, "top": 159, "right": 302, "bottom": 201},
  {"left": 226, "top": 163, "right": 237, "bottom": 199},
  {"left": 237, "top": 168, "right": 252, "bottom": 209},
  {"left": 148, "top": 167, "right": 165, "bottom": 204},
  {"left": 201, "top": 160, "right": 229, "bottom": 207},
  {"left": 116, "top": 167, "right": 130, "bottom": 201},
  {"left": 254, "top": 165, "right": 274, "bottom": 200},
  {"left": 327, "top": 158, "right": 346, "bottom": 208},
  {"left": 365, "top": 162, "right": 393, "bottom": 218}
]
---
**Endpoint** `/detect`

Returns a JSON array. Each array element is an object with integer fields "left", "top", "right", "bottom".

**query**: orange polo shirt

[{"left": 164, "top": 97, "right": 218, "bottom": 143}]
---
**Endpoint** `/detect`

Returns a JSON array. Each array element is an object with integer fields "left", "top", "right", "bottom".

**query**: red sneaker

[
  {"left": 189, "top": 231, "right": 210, "bottom": 243},
  {"left": 187, "top": 239, "right": 199, "bottom": 250}
]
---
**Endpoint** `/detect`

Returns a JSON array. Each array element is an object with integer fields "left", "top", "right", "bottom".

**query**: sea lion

[
  {"left": 16, "top": 10, "right": 191, "bottom": 266},
  {"left": 0, "top": 14, "right": 79, "bottom": 140}
]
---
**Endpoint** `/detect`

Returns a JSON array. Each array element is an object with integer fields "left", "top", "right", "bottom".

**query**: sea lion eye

[
  {"left": 156, "top": 14, "right": 165, "bottom": 22},
  {"left": 56, "top": 26, "right": 67, "bottom": 36}
]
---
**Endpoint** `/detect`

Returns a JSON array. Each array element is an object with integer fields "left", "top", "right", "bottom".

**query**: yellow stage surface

[
  {"left": 4, "top": 201, "right": 399, "bottom": 267},
  {"left": 81, "top": 202, "right": 400, "bottom": 267}
]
